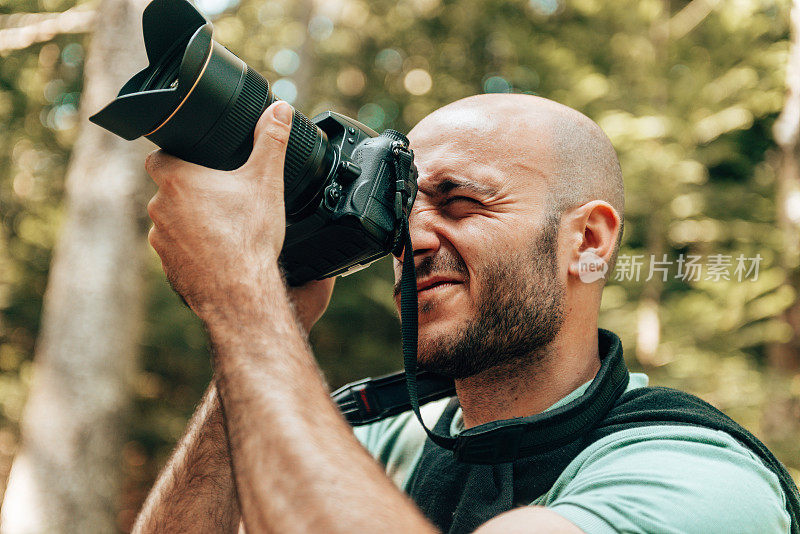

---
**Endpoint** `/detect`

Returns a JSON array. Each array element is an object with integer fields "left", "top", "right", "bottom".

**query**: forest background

[{"left": 1, "top": 0, "right": 799, "bottom": 531}]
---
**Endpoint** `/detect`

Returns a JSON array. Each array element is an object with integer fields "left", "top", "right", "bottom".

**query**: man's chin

[
  {"left": 417, "top": 314, "right": 465, "bottom": 343},
  {"left": 415, "top": 352, "right": 458, "bottom": 378},
  {"left": 416, "top": 325, "right": 471, "bottom": 378}
]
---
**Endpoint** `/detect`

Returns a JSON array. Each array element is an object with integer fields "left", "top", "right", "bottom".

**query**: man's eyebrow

[{"left": 421, "top": 176, "right": 500, "bottom": 198}]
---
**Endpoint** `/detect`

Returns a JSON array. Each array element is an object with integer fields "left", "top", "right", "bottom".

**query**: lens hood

[{"left": 89, "top": 0, "right": 213, "bottom": 140}]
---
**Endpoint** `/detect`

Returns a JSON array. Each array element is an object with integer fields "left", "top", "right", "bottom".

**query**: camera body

[
  {"left": 88, "top": 0, "right": 417, "bottom": 286},
  {"left": 282, "top": 113, "right": 416, "bottom": 284}
]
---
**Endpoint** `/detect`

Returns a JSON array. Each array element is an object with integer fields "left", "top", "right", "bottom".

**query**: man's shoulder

[
  {"left": 539, "top": 421, "right": 791, "bottom": 533},
  {"left": 542, "top": 380, "right": 793, "bottom": 533}
]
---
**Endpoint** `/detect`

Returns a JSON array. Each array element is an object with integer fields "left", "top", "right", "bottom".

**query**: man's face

[{"left": 393, "top": 110, "right": 567, "bottom": 379}]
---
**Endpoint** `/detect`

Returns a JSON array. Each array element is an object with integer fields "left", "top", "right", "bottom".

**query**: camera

[{"left": 89, "top": 0, "right": 417, "bottom": 285}]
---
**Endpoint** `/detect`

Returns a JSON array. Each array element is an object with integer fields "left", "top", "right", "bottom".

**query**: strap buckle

[{"left": 454, "top": 424, "right": 526, "bottom": 464}]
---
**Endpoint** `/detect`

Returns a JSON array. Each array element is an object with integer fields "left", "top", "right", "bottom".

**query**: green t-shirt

[{"left": 354, "top": 373, "right": 791, "bottom": 533}]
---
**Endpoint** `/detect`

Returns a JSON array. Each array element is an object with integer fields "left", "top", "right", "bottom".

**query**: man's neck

[{"left": 454, "top": 324, "right": 601, "bottom": 429}]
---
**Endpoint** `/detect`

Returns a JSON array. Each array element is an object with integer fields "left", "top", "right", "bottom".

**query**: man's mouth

[{"left": 416, "top": 276, "right": 464, "bottom": 293}]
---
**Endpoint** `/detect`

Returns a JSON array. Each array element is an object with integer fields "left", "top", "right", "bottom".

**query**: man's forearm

[
  {"left": 208, "top": 262, "right": 436, "bottom": 534},
  {"left": 132, "top": 383, "right": 240, "bottom": 534}
]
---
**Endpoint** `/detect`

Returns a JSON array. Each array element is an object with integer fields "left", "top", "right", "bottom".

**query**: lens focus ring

[
  {"left": 284, "top": 112, "right": 318, "bottom": 194},
  {"left": 197, "top": 66, "right": 272, "bottom": 170}
]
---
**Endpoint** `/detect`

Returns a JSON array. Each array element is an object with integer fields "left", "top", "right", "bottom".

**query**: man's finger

[
  {"left": 147, "top": 224, "right": 161, "bottom": 255},
  {"left": 144, "top": 149, "right": 208, "bottom": 186},
  {"left": 240, "top": 100, "right": 293, "bottom": 177}
]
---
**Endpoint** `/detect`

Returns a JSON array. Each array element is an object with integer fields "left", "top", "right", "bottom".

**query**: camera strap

[
  {"left": 399, "top": 223, "right": 460, "bottom": 451},
  {"left": 381, "top": 134, "right": 460, "bottom": 451}
]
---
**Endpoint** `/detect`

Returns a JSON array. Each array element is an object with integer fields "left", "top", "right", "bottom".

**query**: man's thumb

[{"left": 243, "top": 100, "right": 293, "bottom": 172}]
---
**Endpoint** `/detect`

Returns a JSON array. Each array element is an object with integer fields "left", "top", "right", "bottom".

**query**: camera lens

[
  {"left": 148, "top": 45, "right": 335, "bottom": 217},
  {"left": 90, "top": 2, "right": 335, "bottom": 216},
  {"left": 142, "top": 43, "right": 184, "bottom": 91}
]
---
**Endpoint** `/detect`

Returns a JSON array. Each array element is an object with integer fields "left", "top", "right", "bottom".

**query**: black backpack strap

[{"left": 592, "top": 387, "right": 800, "bottom": 534}]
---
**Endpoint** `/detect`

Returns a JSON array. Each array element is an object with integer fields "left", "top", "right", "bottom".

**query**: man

[{"left": 135, "top": 94, "right": 793, "bottom": 533}]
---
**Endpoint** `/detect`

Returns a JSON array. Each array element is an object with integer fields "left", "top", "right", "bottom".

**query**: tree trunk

[
  {"left": 635, "top": 0, "right": 671, "bottom": 366},
  {"left": 0, "top": 0, "right": 150, "bottom": 532},
  {"left": 769, "top": 0, "right": 800, "bottom": 372},
  {"left": 287, "top": 0, "right": 317, "bottom": 108}
]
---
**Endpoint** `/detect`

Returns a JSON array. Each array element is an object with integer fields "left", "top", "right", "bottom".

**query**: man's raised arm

[
  {"left": 132, "top": 383, "right": 239, "bottom": 534},
  {"left": 132, "top": 273, "right": 336, "bottom": 533},
  {"left": 144, "top": 101, "right": 436, "bottom": 534}
]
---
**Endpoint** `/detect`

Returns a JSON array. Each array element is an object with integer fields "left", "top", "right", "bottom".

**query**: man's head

[{"left": 393, "top": 94, "right": 624, "bottom": 379}]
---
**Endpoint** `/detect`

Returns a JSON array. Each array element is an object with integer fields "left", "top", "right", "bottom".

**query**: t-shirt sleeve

[
  {"left": 353, "top": 398, "right": 451, "bottom": 490},
  {"left": 543, "top": 426, "right": 791, "bottom": 534}
]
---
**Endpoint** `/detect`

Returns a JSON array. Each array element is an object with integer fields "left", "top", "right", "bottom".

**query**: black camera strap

[
  {"left": 332, "top": 370, "right": 456, "bottom": 426},
  {"left": 386, "top": 137, "right": 459, "bottom": 451},
  {"left": 399, "top": 222, "right": 460, "bottom": 451}
]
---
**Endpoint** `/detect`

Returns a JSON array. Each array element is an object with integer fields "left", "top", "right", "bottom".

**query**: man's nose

[{"left": 394, "top": 202, "right": 442, "bottom": 262}]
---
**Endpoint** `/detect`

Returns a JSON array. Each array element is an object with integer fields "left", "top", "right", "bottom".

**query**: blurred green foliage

[{"left": 1, "top": 0, "right": 800, "bottom": 530}]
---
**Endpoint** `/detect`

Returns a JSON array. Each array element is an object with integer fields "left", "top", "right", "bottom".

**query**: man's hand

[
  {"left": 289, "top": 278, "right": 336, "bottom": 333},
  {"left": 145, "top": 101, "right": 294, "bottom": 320}
]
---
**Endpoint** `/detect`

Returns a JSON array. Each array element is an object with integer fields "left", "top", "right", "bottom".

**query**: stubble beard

[{"left": 417, "top": 219, "right": 566, "bottom": 380}]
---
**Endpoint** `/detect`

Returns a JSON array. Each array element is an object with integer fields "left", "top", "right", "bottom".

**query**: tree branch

[
  {"left": 669, "top": 0, "right": 722, "bottom": 40},
  {"left": 0, "top": 7, "right": 96, "bottom": 54}
]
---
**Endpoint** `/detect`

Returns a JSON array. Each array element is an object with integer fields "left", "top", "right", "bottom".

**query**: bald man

[{"left": 135, "top": 95, "right": 794, "bottom": 534}]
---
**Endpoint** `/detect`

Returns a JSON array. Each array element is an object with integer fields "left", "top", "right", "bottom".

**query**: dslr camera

[{"left": 90, "top": 0, "right": 417, "bottom": 285}]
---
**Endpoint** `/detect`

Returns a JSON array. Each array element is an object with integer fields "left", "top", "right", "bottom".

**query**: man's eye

[{"left": 443, "top": 196, "right": 479, "bottom": 206}]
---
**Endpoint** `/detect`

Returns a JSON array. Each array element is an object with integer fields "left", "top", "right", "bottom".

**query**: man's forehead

[
  {"left": 408, "top": 107, "right": 496, "bottom": 150},
  {"left": 408, "top": 106, "right": 553, "bottom": 192},
  {"left": 408, "top": 97, "right": 558, "bottom": 148}
]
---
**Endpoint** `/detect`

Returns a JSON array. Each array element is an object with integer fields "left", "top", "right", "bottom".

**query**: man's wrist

[{"left": 196, "top": 254, "right": 288, "bottom": 327}]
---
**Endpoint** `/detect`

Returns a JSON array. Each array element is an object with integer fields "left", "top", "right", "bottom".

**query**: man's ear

[{"left": 563, "top": 200, "right": 621, "bottom": 280}]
